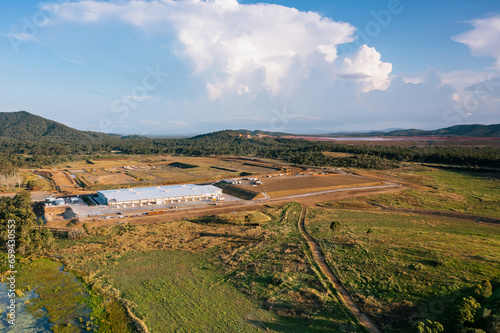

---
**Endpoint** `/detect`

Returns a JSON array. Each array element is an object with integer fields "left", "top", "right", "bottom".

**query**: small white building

[
  {"left": 97, "top": 184, "right": 222, "bottom": 207},
  {"left": 55, "top": 198, "right": 65, "bottom": 206}
]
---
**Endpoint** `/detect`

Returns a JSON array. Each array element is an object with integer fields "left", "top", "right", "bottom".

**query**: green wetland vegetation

[{"left": 0, "top": 256, "right": 135, "bottom": 333}]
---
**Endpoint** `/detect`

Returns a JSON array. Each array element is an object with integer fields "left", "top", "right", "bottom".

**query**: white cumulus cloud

[
  {"left": 339, "top": 45, "right": 392, "bottom": 92},
  {"left": 42, "top": 0, "right": 393, "bottom": 98},
  {"left": 453, "top": 15, "right": 500, "bottom": 69}
]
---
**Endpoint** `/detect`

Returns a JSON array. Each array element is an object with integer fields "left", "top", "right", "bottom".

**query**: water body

[
  {"left": 0, "top": 261, "right": 94, "bottom": 332},
  {"left": 288, "top": 136, "right": 400, "bottom": 141},
  {"left": 0, "top": 280, "right": 52, "bottom": 332},
  {"left": 320, "top": 137, "right": 395, "bottom": 141},
  {"left": 295, "top": 136, "right": 481, "bottom": 142}
]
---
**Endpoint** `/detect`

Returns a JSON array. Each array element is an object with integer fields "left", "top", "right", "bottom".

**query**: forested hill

[
  {"left": 2, "top": 112, "right": 498, "bottom": 141},
  {"left": 0, "top": 111, "right": 115, "bottom": 141},
  {"left": 0, "top": 112, "right": 498, "bottom": 172},
  {"left": 195, "top": 125, "right": 500, "bottom": 140},
  {"left": 331, "top": 124, "right": 500, "bottom": 137},
  {"left": 191, "top": 129, "right": 290, "bottom": 139}
]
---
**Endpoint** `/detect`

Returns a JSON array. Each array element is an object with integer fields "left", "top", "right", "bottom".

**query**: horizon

[
  {"left": 1, "top": 0, "right": 500, "bottom": 135},
  {"left": 3, "top": 109, "right": 500, "bottom": 139}
]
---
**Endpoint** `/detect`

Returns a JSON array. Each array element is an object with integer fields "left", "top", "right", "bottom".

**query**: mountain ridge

[
  {"left": 328, "top": 124, "right": 500, "bottom": 138},
  {"left": 0, "top": 111, "right": 118, "bottom": 141},
  {"left": 1, "top": 111, "right": 499, "bottom": 141}
]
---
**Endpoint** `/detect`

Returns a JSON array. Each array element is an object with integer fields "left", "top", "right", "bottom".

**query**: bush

[
  {"left": 456, "top": 297, "right": 481, "bottom": 324},
  {"left": 67, "top": 218, "right": 79, "bottom": 227},
  {"left": 68, "top": 229, "right": 86, "bottom": 239},
  {"left": 415, "top": 320, "right": 444, "bottom": 333},
  {"left": 474, "top": 280, "right": 492, "bottom": 299},
  {"left": 329, "top": 221, "right": 342, "bottom": 232},
  {"left": 459, "top": 328, "right": 486, "bottom": 333}
]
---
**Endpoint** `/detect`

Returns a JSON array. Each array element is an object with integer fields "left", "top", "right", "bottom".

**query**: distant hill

[
  {"left": 1, "top": 112, "right": 497, "bottom": 144},
  {"left": 190, "top": 130, "right": 241, "bottom": 140},
  {"left": 330, "top": 124, "right": 500, "bottom": 138},
  {"left": 190, "top": 129, "right": 291, "bottom": 140},
  {"left": 196, "top": 125, "right": 500, "bottom": 140},
  {"left": 0, "top": 111, "right": 117, "bottom": 142}
]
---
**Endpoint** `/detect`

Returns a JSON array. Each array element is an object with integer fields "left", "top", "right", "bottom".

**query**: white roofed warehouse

[{"left": 96, "top": 184, "right": 222, "bottom": 207}]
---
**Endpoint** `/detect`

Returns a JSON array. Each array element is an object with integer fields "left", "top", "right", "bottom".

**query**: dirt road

[{"left": 298, "top": 205, "right": 381, "bottom": 333}]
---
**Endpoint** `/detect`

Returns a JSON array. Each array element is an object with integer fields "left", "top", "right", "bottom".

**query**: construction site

[{"left": 32, "top": 155, "right": 398, "bottom": 230}]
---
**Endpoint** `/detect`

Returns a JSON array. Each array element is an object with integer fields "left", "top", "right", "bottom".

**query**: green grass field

[
  {"left": 83, "top": 250, "right": 274, "bottom": 333},
  {"left": 50, "top": 203, "right": 363, "bottom": 332},
  {"left": 191, "top": 210, "right": 271, "bottom": 225},
  {"left": 365, "top": 167, "right": 500, "bottom": 217},
  {"left": 15, "top": 164, "right": 500, "bottom": 332},
  {"left": 305, "top": 207, "right": 500, "bottom": 332},
  {"left": 211, "top": 202, "right": 362, "bottom": 332}
]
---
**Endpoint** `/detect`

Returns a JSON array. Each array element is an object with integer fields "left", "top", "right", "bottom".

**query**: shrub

[
  {"left": 474, "top": 280, "right": 492, "bottom": 299},
  {"left": 456, "top": 297, "right": 481, "bottom": 324},
  {"left": 68, "top": 229, "right": 86, "bottom": 239},
  {"left": 67, "top": 218, "right": 79, "bottom": 227},
  {"left": 329, "top": 221, "right": 342, "bottom": 232},
  {"left": 415, "top": 319, "right": 444, "bottom": 333}
]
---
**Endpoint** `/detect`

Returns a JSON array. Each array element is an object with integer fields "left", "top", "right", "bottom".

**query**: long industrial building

[{"left": 96, "top": 184, "right": 222, "bottom": 207}]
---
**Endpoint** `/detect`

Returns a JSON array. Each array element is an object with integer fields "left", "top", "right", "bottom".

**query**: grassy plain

[
  {"left": 212, "top": 202, "right": 361, "bottom": 332},
  {"left": 20, "top": 162, "right": 500, "bottom": 332},
  {"left": 51, "top": 205, "right": 362, "bottom": 332},
  {"left": 356, "top": 166, "right": 500, "bottom": 217},
  {"left": 305, "top": 208, "right": 500, "bottom": 332},
  {"left": 22, "top": 171, "right": 53, "bottom": 191},
  {"left": 192, "top": 210, "right": 271, "bottom": 225},
  {"left": 82, "top": 250, "right": 274, "bottom": 333}
]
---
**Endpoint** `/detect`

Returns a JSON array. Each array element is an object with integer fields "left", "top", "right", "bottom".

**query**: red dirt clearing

[{"left": 261, "top": 174, "right": 383, "bottom": 197}]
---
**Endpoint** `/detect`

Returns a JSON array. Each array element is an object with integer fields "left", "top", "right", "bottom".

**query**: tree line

[
  {"left": 0, "top": 131, "right": 499, "bottom": 176},
  {"left": 0, "top": 191, "right": 53, "bottom": 255}
]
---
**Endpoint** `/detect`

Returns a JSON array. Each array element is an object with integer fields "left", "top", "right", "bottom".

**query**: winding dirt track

[{"left": 298, "top": 205, "right": 381, "bottom": 333}]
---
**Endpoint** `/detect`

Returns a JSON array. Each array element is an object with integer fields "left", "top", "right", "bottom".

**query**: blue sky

[{"left": 1, "top": 0, "right": 499, "bottom": 135}]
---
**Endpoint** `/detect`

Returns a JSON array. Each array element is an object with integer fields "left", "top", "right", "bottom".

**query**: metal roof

[{"left": 98, "top": 184, "right": 221, "bottom": 203}]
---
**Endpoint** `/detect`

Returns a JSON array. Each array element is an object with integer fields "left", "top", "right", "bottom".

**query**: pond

[
  {"left": 1, "top": 259, "right": 96, "bottom": 332},
  {"left": 0, "top": 279, "right": 52, "bottom": 332}
]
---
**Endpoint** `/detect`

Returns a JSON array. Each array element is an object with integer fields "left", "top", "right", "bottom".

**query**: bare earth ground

[
  {"left": 260, "top": 174, "right": 383, "bottom": 197},
  {"left": 44, "top": 206, "right": 77, "bottom": 222},
  {"left": 32, "top": 156, "right": 301, "bottom": 195},
  {"left": 34, "top": 169, "right": 80, "bottom": 193},
  {"left": 84, "top": 173, "right": 136, "bottom": 185}
]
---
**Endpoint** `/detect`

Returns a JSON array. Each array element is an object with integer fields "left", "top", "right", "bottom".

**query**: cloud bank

[
  {"left": 42, "top": 0, "right": 392, "bottom": 99},
  {"left": 18, "top": 1, "right": 496, "bottom": 134}
]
